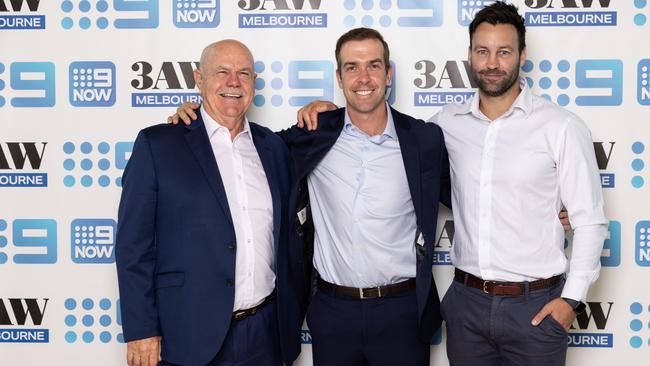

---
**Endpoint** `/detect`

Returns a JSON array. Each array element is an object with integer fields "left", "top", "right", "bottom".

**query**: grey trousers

[{"left": 441, "top": 278, "right": 568, "bottom": 366}]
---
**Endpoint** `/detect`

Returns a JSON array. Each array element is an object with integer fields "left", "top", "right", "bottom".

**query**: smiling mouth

[
  {"left": 354, "top": 89, "right": 374, "bottom": 96},
  {"left": 219, "top": 92, "right": 243, "bottom": 99}
]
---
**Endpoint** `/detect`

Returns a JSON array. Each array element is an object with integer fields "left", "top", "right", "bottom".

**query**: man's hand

[
  {"left": 296, "top": 100, "right": 338, "bottom": 130},
  {"left": 531, "top": 298, "right": 575, "bottom": 331},
  {"left": 559, "top": 208, "right": 571, "bottom": 231},
  {"left": 167, "top": 102, "right": 199, "bottom": 125},
  {"left": 126, "top": 336, "right": 161, "bottom": 366}
]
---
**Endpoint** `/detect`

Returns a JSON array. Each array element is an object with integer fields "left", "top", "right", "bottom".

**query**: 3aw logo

[
  {"left": 433, "top": 220, "right": 454, "bottom": 265},
  {"left": 0, "top": 142, "right": 47, "bottom": 187},
  {"left": 523, "top": 0, "right": 617, "bottom": 27},
  {"left": 412, "top": 60, "right": 476, "bottom": 107},
  {"left": 174, "top": 0, "right": 219, "bottom": 28},
  {"left": 238, "top": 0, "right": 326, "bottom": 28},
  {"left": 0, "top": 298, "right": 49, "bottom": 343},
  {"left": 130, "top": 61, "right": 200, "bottom": 107},
  {"left": 568, "top": 301, "right": 613, "bottom": 348},
  {"left": 69, "top": 62, "right": 116, "bottom": 107},
  {"left": 341, "top": 0, "right": 442, "bottom": 28},
  {"left": 0, "top": 0, "right": 44, "bottom": 30},
  {"left": 71, "top": 219, "right": 116, "bottom": 264},
  {"left": 594, "top": 141, "right": 615, "bottom": 188}
]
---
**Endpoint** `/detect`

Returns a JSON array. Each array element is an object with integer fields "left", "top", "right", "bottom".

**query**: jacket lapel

[
  {"left": 250, "top": 124, "right": 282, "bottom": 251},
  {"left": 392, "top": 107, "right": 422, "bottom": 219},
  {"left": 183, "top": 112, "right": 233, "bottom": 226}
]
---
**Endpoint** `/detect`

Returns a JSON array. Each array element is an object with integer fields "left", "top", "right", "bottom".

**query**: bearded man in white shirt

[{"left": 428, "top": 3, "right": 607, "bottom": 365}]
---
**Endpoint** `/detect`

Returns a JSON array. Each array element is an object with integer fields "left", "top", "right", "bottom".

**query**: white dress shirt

[
  {"left": 201, "top": 107, "right": 275, "bottom": 311},
  {"left": 430, "top": 82, "right": 608, "bottom": 301},
  {"left": 308, "top": 107, "right": 417, "bottom": 288}
]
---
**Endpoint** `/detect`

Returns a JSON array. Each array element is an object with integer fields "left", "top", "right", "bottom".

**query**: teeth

[
  {"left": 355, "top": 90, "right": 372, "bottom": 96},
  {"left": 220, "top": 93, "right": 242, "bottom": 98}
]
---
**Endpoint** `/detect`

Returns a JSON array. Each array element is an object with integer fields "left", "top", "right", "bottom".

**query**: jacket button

[
  {"left": 226, "top": 279, "right": 234, "bottom": 287},
  {"left": 227, "top": 242, "right": 236, "bottom": 251}
]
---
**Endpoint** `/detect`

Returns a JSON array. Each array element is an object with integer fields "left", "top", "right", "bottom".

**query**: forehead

[
  {"left": 471, "top": 23, "right": 518, "bottom": 47},
  {"left": 339, "top": 38, "right": 385, "bottom": 61},
  {"left": 205, "top": 44, "right": 253, "bottom": 69}
]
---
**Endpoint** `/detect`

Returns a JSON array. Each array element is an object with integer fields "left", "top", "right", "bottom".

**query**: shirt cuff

[{"left": 561, "top": 274, "right": 590, "bottom": 302}]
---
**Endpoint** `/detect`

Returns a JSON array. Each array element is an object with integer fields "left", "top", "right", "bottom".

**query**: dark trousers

[
  {"left": 306, "top": 288, "right": 429, "bottom": 366},
  {"left": 442, "top": 279, "right": 568, "bottom": 366},
  {"left": 161, "top": 298, "right": 282, "bottom": 366}
]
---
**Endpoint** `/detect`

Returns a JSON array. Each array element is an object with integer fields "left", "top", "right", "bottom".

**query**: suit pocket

[{"left": 154, "top": 271, "right": 185, "bottom": 289}]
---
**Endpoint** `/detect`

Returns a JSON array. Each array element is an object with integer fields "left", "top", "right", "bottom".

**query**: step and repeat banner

[{"left": 1, "top": 0, "right": 649, "bottom": 365}]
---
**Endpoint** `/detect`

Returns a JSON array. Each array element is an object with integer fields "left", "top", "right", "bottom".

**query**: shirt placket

[
  {"left": 351, "top": 129, "right": 368, "bottom": 282},
  {"left": 232, "top": 135, "right": 255, "bottom": 304},
  {"left": 477, "top": 120, "right": 499, "bottom": 280}
]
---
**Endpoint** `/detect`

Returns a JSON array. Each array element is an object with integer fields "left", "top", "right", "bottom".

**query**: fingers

[
  {"left": 296, "top": 107, "right": 305, "bottom": 128},
  {"left": 127, "top": 350, "right": 135, "bottom": 366},
  {"left": 531, "top": 304, "right": 550, "bottom": 326}
]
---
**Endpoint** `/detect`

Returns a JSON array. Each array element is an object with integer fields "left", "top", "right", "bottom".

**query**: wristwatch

[{"left": 562, "top": 297, "right": 586, "bottom": 314}]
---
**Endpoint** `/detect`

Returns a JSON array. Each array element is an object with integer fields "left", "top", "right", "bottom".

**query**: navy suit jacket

[
  {"left": 278, "top": 107, "right": 452, "bottom": 342},
  {"left": 115, "top": 112, "right": 302, "bottom": 366}
]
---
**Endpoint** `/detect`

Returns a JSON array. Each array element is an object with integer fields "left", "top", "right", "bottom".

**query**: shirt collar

[
  {"left": 200, "top": 105, "right": 251, "bottom": 141},
  {"left": 344, "top": 103, "right": 397, "bottom": 141},
  {"left": 454, "top": 78, "right": 533, "bottom": 119}
]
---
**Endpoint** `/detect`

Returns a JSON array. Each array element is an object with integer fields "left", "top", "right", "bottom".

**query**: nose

[
  {"left": 486, "top": 53, "right": 499, "bottom": 69},
  {"left": 225, "top": 71, "right": 240, "bottom": 87},
  {"left": 358, "top": 65, "right": 371, "bottom": 82}
]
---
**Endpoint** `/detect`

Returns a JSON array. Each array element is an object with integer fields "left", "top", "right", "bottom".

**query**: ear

[
  {"left": 336, "top": 69, "right": 343, "bottom": 89},
  {"left": 519, "top": 47, "right": 527, "bottom": 68},
  {"left": 386, "top": 63, "right": 393, "bottom": 86},
  {"left": 193, "top": 69, "right": 202, "bottom": 90},
  {"left": 467, "top": 46, "right": 472, "bottom": 67}
]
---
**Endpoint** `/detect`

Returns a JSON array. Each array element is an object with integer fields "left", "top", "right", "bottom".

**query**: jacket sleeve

[{"left": 115, "top": 130, "right": 160, "bottom": 342}]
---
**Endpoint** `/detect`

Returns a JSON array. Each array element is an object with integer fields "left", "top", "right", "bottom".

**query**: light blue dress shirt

[{"left": 308, "top": 107, "right": 417, "bottom": 288}]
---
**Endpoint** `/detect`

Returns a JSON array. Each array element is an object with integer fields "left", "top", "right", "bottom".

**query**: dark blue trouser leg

[
  {"left": 307, "top": 289, "right": 429, "bottom": 366},
  {"left": 442, "top": 280, "right": 568, "bottom": 366}
]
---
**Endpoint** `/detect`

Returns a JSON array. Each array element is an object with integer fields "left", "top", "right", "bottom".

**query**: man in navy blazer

[
  {"left": 278, "top": 28, "right": 451, "bottom": 366},
  {"left": 115, "top": 40, "right": 301, "bottom": 366}
]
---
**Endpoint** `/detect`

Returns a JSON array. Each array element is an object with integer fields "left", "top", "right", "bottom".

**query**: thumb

[{"left": 531, "top": 305, "right": 551, "bottom": 326}]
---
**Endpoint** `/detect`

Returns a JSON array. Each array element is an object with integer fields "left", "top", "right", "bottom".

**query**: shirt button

[
  {"left": 226, "top": 279, "right": 234, "bottom": 287},
  {"left": 247, "top": 239, "right": 252, "bottom": 244}
]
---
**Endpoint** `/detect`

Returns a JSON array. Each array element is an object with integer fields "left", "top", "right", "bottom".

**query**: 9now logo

[{"left": 69, "top": 62, "right": 116, "bottom": 107}]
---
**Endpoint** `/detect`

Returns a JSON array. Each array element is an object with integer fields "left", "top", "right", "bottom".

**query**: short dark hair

[
  {"left": 335, "top": 27, "right": 390, "bottom": 72},
  {"left": 469, "top": 1, "right": 526, "bottom": 53}
]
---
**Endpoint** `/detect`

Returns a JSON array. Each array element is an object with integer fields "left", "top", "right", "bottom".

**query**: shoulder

[
  {"left": 391, "top": 107, "right": 442, "bottom": 135},
  {"left": 531, "top": 94, "right": 591, "bottom": 134}
]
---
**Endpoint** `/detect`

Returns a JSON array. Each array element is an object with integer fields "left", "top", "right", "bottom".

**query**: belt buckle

[
  {"left": 358, "top": 287, "right": 381, "bottom": 299},
  {"left": 482, "top": 281, "right": 489, "bottom": 294}
]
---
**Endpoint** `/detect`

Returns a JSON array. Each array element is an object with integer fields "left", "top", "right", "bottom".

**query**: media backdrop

[{"left": 1, "top": 0, "right": 649, "bottom": 365}]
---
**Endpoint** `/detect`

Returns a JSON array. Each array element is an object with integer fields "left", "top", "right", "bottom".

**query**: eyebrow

[{"left": 342, "top": 59, "right": 384, "bottom": 67}]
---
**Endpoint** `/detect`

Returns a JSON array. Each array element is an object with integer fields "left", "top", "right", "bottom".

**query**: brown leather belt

[
  {"left": 454, "top": 268, "right": 563, "bottom": 296},
  {"left": 232, "top": 292, "right": 275, "bottom": 321},
  {"left": 317, "top": 278, "right": 416, "bottom": 300}
]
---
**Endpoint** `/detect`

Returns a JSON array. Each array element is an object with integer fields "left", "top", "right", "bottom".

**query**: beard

[{"left": 472, "top": 64, "right": 520, "bottom": 97}]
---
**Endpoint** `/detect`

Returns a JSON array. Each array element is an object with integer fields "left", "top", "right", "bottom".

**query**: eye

[
  {"left": 499, "top": 50, "right": 511, "bottom": 56},
  {"left": 345, "top": 65, "right": 356, "bottom": 72}
]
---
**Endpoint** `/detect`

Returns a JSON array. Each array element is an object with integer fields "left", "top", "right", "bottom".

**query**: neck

[
  {"left": 478, "top": 84, "right": 521, "bottom": 121},
  {"left": 347, "top": 104, "right": 388, "bottom": 136}
]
